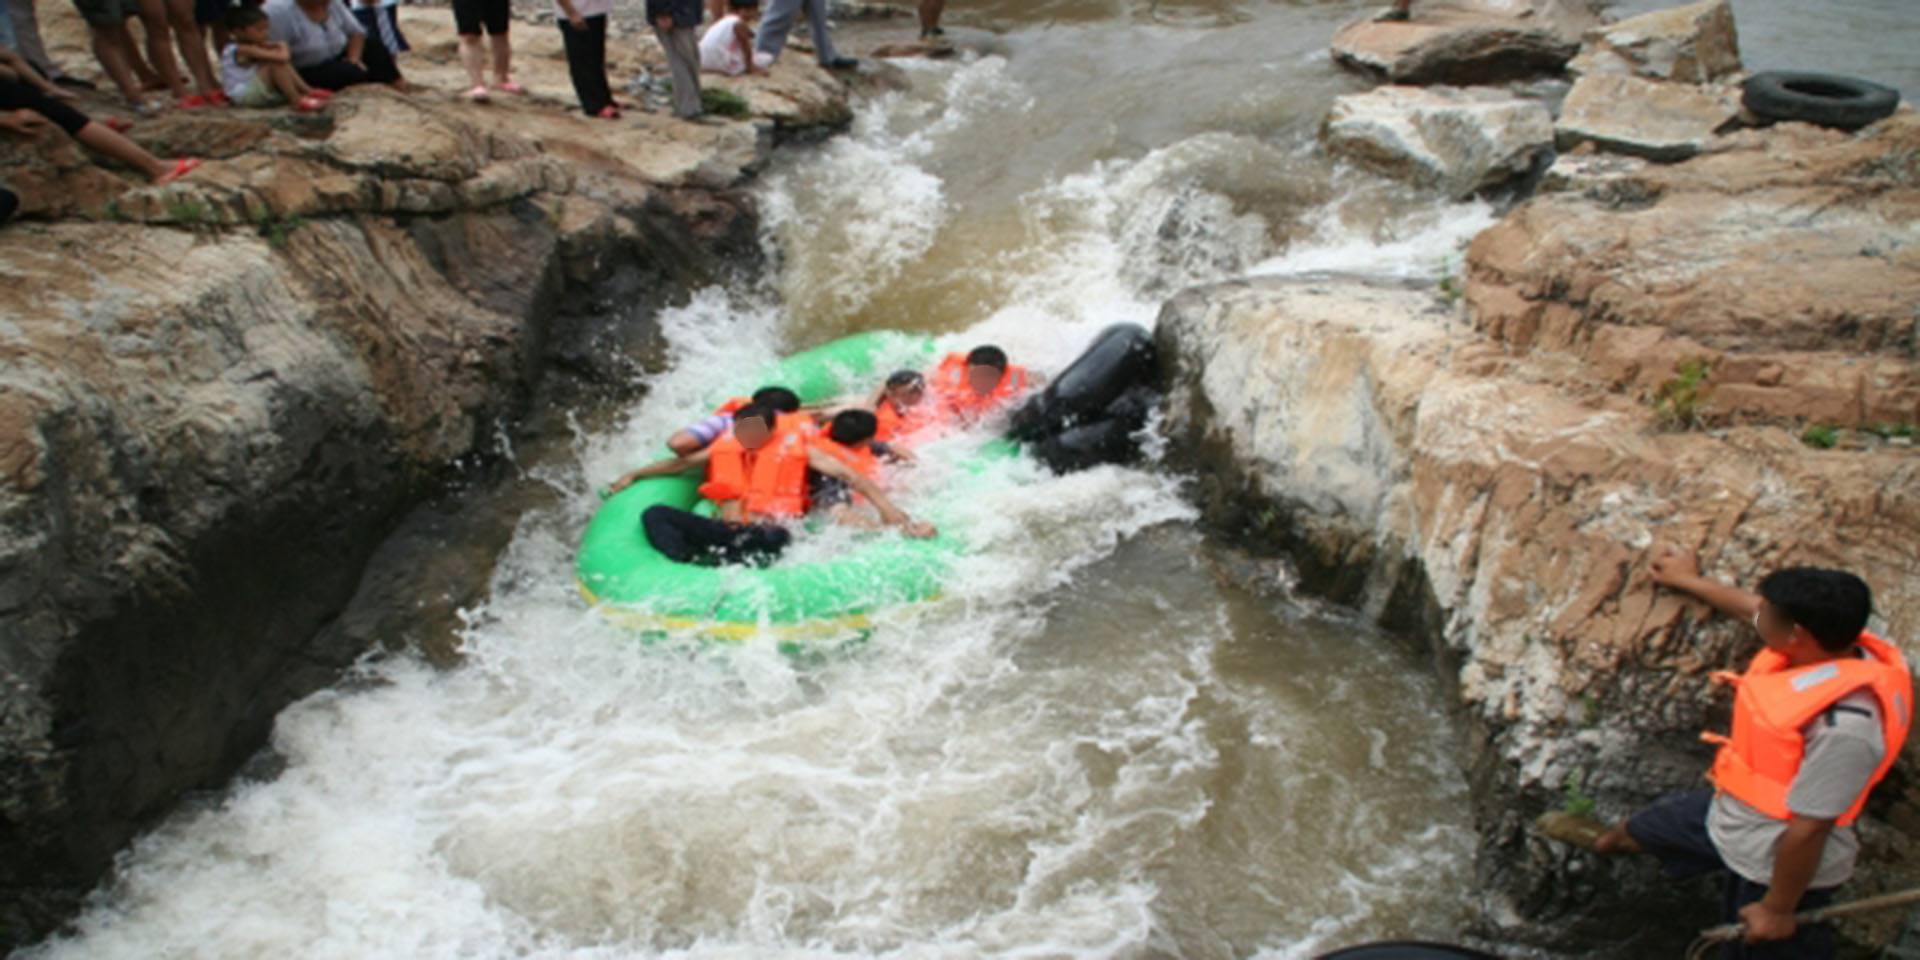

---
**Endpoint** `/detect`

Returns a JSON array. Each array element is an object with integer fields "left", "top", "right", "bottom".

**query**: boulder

[
  {"left": 1330, "top": 0, "right": 1604, "bottom": 86},
  {"left": 1554, "top": 72, "right": 1742, "bottom": 161},
  {"left": 1158, "top": 273, "right": 1920, "bottom": 952},
  {"left": 1469, "top": 113, "right": 1920, "bottom": 428},
  {"left": 1322, "top": 85, "right": 1555, "bottom": 197},
  {"left": 0, "top": 4, "right": 860, "bottom": 947},
  {"left": 1567, "top": 0, "right": 1741, "bottom": 84}
]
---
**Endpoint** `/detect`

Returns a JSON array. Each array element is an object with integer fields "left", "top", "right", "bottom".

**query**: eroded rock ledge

[
  {"left": 0, "top": 22, "right": 864, "bottom": 943},
  {"left": 1161, "top": 114, "right": 1919, "bottom": 952}
]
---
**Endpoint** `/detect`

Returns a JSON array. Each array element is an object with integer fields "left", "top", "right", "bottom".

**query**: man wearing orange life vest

[
  {"left": 931, "top": 345, "right": 1037, "bottom": 425},
  {"left": 665, "top": 385, "right": 802, "bottom": 457},
  {"left": 606, "top": 402, "right": 933, "bottom": 565},
  {"left": 1585, "top": 551, "right": 1911, "bottom": 957},
  {"left": 871, "top": 369, "right": 934, "bottom": 445}
]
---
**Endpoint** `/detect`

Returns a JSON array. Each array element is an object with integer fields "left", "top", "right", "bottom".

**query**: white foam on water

[{"left": 26, "top": 41, "right": 1488, "bottom": 960}]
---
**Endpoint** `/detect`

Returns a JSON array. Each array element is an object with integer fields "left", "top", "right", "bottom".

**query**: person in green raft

[
  {"left": 664, "top": 384, "right": 803, "bottom": 457},
  {"left": 606, "top": 403, "right": 935, "bottom": 566}
]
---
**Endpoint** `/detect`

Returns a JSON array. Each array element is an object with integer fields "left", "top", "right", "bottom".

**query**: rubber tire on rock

[
  {"left": 1742, "top": 71, "right": 1900, "bottom": 131},
  {"left": 0, "top": 186, "right": 17, "bottom": 226}
]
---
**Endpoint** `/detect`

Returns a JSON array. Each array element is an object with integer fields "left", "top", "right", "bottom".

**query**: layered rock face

[
  {"left": 1330, "top": 0, "right": 1604, "bottom": 86},
  {"left": 0, "top": 5, "right": 859, "bottom": 944},
  {"left": 1161, "top": 113, "right": 1920, "bottom": 953},
  {"left": 1321, "top": 85, "right": 1554, "bottom": 198}
]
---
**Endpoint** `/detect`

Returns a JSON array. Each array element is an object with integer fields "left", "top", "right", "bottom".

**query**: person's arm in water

[
  {"left": 1740, "top": 815, "right": 1837, "bottom": 943},
  {"left": 1648, "top": 545, "right": 1761, "bottom": 622},
  {"left": 804, "top": 448, "right": 934, "bottom": 538},
  {"left": 607, "top": 448, "right": 711, "bottom": 494}
]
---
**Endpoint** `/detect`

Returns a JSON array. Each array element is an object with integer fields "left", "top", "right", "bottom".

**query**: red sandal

[{"left": 155, "top": 157, "right": 202, "bottom": 184}]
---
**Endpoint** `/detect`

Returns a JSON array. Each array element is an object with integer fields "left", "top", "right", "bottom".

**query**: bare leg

[
  {"left": 917, "top": 0, "right": 942, "bottom": 37},
  {"left": 163, "top": 0, "right": 218, "bottom": 94},
  {"left": 264, "top": 61, "right": 307, "bottom": 102},
  {"left": 1592, "top": 821, "right": 1643, "bottom": 855},
  {"left": 90, "top": 22, "right": 147, "bottom": 103},
  {"left": 132, "top": 0, "right": 188, "bottom": 98},
  {"left": 121, "top": 19, "right": 165, "bottom": 89},
  {"left": 487, "top": 30, "right": 510, "bottom": 85},
  {"left": 704, "top": 0, "right": 721, "bottom": 23},
  {"left": 457, "top": 33, "right": 485, "bottom": 90},
  {"left": 73, "top": 120, "right": 169, "bottom": 179}
]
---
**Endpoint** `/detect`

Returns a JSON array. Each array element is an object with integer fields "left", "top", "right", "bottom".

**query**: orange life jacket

[
  {"left": 811, "top": 436, "right": 881, "bottom": 484},
  {"left": 713, "top": 396, "right": 751, "bottom": 416},
  {"left": 933, "top": 353, "right": 1030, "bottom": 421},
  {"left": 1702, "top": 632, "right": 1912, "bottom": 826},
  {"left": 875, "top": 397, "right": 936, "bottom": 443},
  {"left": 697, "top": 420, "right": 812, "bottom": 520}
]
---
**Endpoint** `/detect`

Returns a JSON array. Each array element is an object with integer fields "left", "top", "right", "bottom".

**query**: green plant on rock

[
  {"left": 165, "top": 195, "right": 211, "bottom": 228},
  {"left": 1435, "top": 256, "right": 1463, "bottom": 306},
  {"left": 702, "top": 87, "right": 750, "bottom": 118},
  {"left": 1801, "top": 424, "right": 1839, "bottom": 449},
  {"left": 1862, "top": 421, "right": 1915, "bottom": 441},
  {"left": 1563, "top": 770, "right": 1598, "bottom": 819},
  {"left": 253, "top": 210, "right": 309, "bottom": 249},
  {"left": 1652, "top": 357, "right": 1712, "bottom": 430}
]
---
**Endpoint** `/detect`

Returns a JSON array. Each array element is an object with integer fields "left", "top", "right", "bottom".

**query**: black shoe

[{"left": 824, "top": 56, "right": 859, "bottom": 70}]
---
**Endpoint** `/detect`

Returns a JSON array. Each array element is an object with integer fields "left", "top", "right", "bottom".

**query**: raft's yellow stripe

[{"left": 577, "top": 579, "right": 877, "bottom": 642}]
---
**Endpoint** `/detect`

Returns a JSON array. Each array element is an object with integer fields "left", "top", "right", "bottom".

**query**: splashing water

[{"left": 25, "top": 19, "right": 1512, "bottom": 960}]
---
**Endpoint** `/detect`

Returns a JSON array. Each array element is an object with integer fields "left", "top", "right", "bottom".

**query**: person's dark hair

[
  {"left": 732, "top": 402, "right": 776, "bottom": 430},
  {"left": 225, "top": 5, "right": 267, "bottom": 30},
  {"left": 828, "top": 410, "right": 879, "bottom": 445},
  {"left": 885, "top": 369, "right": 924, "bottom": 389},
  {"left": 966, "top": 346, "right": 1008, "bottom": 371},
  {"left": 1757, "top": 568, "right": 1872, "bottom": 652},
  {"left": 752, "top": 386, "right": 801, "bottom": 413}
]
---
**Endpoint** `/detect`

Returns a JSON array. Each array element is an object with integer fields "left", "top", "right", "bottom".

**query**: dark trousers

[
  {"left": 1626, "top": 789, "right": 1838, "bottom": 960},
  {"left": 296, "top": 37, "right": 401, "bottom": 91},
  {"left": 557, "top": 13, "right": 610, "bottom": 115},
  {"left": 642, "top": 505, "right": 790, "bottom": 567}
]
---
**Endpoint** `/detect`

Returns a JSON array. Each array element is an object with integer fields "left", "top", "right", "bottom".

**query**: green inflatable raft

[{"left": 576, "top": 331, "right": 976, "bottom": 643}]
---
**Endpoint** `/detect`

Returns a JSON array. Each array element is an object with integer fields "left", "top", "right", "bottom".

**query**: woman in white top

[{"left": 698, "top": 0, "right": 763, "bottom": 76}]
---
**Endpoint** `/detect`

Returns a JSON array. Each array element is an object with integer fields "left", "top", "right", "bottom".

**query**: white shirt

[
  {"left": 556, "top": 0, "right": 613, "bottom": 18},
  {"left": 219, "top": 44, "right": 261, "bottom": 100},
  {"left": 699, "top": 15, "right": 749, "bottom": 76}
]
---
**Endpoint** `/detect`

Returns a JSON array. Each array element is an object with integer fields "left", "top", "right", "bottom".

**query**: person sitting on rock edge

[
  {"left": 222, "top": 6, "right": 329, "bottom": 111},
  {"left": 698, "top": 0, "right": 765, "bottom": 77},
  {"left": 0, "top": 68, "right": 201, "bottom": 183},
  {"left": 1544, "top": 550, "right": 1909, "bottom": 959},
  {"left": 609, "top": 402, "right": 934, "bottom": 566}
]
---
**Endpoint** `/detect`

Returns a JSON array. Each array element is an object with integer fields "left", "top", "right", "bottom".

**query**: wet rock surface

[
  {"left": 0, "top": 2, "right": 858, "bottom": 945},
  {"left": 1161, "top": 111, "right": 1920, "bottom": 956},
  {"left": 1330, "top": 0, "right": 1604, "bottom": 86}
]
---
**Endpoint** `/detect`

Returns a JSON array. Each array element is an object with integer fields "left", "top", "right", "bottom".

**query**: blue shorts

[{"left": 1625, "top": 789, "right": 1837, "bottom": 960}]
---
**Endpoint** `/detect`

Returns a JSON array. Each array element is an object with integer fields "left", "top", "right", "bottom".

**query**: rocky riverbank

[
  {"left": 1168, "top": 0, "right": 1918, "bottom": 953},
  {"left": 0, "top": 2, "right": 877, "bottom": 944}
]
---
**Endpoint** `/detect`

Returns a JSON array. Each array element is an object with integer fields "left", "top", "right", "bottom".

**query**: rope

[{"left": 1684, "top": 887, "right": 1920, "bottom": 960}]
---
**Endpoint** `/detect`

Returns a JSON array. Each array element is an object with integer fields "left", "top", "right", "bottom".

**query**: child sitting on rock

[
  {"left": 698, "top": 0, "right": 766, "bottom": 77},
  {"left": 221, "top": 6, "right": 328, "bottom": 111}
]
